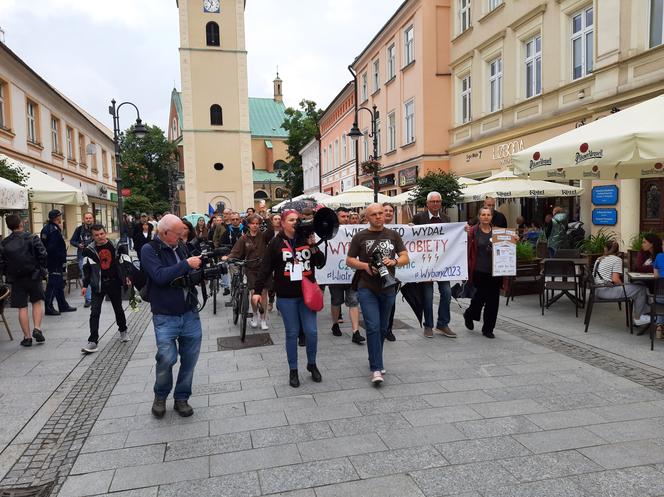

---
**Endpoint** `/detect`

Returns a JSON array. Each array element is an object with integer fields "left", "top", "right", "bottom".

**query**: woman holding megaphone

[{"left": 253, "top": 209, "right": 328, "bottom": 388}]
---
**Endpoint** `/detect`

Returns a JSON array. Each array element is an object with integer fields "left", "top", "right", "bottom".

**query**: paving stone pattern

[{"left": 0, "top": 305, "right": 152, "bottom": 496}]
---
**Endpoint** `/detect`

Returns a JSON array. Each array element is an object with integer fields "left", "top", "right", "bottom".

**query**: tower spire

[{"left": 273, "top": 69, "right": 283, "bottom": 102}]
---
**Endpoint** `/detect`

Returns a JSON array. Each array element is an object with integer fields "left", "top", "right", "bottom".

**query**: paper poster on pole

[
  {"left": 491, "top": 228, "right": 517, "bottom": 277},
  {"left": 317, "top": 223, "right": 468, "bottom": 285}
]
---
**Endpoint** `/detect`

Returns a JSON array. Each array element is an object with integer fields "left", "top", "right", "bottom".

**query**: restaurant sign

[
  {"left": 592, "top": 208, "right": 617, "bottom": 226},
  {"left": 591, "top": 185, "right": 619, "bottom": 206},
  {"left": 379, "top": 174, "right": 395, "bottom": 187},
  {"left": 399, "top": 166, "right": 418, "bottom": 186}
]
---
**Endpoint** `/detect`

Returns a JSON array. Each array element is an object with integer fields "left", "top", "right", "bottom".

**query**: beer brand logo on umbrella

[
  {"left": 641, "top": 162, "right": 664, "bottom": 176},
  {"left": 547, "top": 168, "right": 566, "bottom": 178},
  {"left": 529, "top": 151, "right": 553, "bottom": 170},
  {"left": 575, "top": 142, "right": 603, "bottom": 164},
  {"left": 583, "top": 165, "right": 601, "bottom": 178}
]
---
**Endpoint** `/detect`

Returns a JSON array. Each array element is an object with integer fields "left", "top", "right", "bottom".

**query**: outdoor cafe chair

[
  {"left": 505, "top": 263, "right": 543, "bottom": 307},
  {"left": 0, "top": 284, "right": 13, "bottom": 340},
  {"left": 541, "top": 260, "right": 579, "bottom": 317},
  {"left": 647, "top": 278, "right": 664, "bottom": 351},
  {"left": 583, "top": 271, "right": 634, "bottom": 335}
]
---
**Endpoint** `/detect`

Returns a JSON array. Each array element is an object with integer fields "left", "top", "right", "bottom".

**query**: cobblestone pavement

[{"left": 4, "top": 285, "right": 664, "bottom": 496}]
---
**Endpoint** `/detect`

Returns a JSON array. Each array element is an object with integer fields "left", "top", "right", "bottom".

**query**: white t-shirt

[{"left": 593, "top": 255, "right": 622, "bottom": 285}]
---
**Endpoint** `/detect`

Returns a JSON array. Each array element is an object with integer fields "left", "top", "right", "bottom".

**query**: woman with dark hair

[
  {"left": 463, "top": 206, "right": 505, "bottom": 338},
  {"left": 593, "top": 241, "right": 650, "bottom": 327},
  {"left": 635, "top": 233, "right": 662, "bottom": 273},
  {"left": 253, "top": 209, "right": 326, "bottom": 388},
  {"left": 133, "top": 221, "right": 153, "bottom": 261},
  {"left": 195, "top": 217, "right": 208, "bottom": 243},
  {"left": 181, "top": 219, "right": 202, "bottom": 256}
]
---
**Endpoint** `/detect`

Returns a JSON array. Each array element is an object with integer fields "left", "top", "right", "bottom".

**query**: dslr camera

[{"left": 371, "top": 251, "right": 398, "bottom": 290}]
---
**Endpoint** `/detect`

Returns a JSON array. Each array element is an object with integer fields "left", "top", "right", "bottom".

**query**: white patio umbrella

[
  {"left": 0, "top": 177, "right": 28, "bottom": 210},
  {"left": 271, "top": 192, "right": 332, "bottom": 211},
  {"left": 324, "top": 185, "right": 395, "bottom": 208},
  {"left": 458, "top": 169, "right": 584, "bottom": 203},
  {"left": 512, "top": 94, "right": 664, "bottom": 180},
  {"left": 390, "top": 177, "right": 480, "bottom": 205}
]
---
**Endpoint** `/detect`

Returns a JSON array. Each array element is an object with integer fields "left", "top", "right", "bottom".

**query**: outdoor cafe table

[{"left": 541, "top": 258, "right": 588, "bottom": 308}]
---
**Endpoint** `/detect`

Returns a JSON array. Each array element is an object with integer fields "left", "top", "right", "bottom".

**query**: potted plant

[
  {"left": 536, "top": 231, "right": 548, "bottom": 260},
  {"left": 502, "top": 241, "right": 541, "bottom": 298},
  {"left": 516, "top": 240, "right": 536, "bottom": 264},
  {"left": 580, "top": 228, "right": 617, "bottom": 268}
]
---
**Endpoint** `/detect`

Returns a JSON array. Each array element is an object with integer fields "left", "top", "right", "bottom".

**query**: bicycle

[{"left": 226, "top": 258, "right": 259, "bottom": 342}]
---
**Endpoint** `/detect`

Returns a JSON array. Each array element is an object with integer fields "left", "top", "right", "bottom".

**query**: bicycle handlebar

[{"left": 226, "top": 257, "right": 261, "bottom": 266}]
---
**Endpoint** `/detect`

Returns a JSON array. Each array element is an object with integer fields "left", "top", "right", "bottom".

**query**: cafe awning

[
  {"left": 0, "top": 176, "right": 28, "bottom": 210},
  {"left": 0, "top": 154, "right": 89, "bottom": 205}
]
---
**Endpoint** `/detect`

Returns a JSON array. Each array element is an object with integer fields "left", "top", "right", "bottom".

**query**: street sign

[{"left": 121, "top": 188, "right": 131, "bottom": 197}]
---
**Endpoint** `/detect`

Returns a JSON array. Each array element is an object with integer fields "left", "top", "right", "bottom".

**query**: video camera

[
  {"left": 171, "top": 245, "right": 230, "bottom": 289},
  {"left": 371, "top": 251, "right": 398, "bottom": 290}
]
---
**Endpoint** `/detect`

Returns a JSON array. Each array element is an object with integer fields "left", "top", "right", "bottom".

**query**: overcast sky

[{"left": 0, "top": 0, "right": 404, "bottom": 132}]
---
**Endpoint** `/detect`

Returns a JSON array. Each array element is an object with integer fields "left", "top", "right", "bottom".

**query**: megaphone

[{"left": 295, "top": 207, "right": 339, "bottom": 242}]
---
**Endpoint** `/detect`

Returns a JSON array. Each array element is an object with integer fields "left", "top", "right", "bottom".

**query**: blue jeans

[
  {"left": 421, "top": 281, "right": 451, "bottom": 328},
  {"left": 78, "top": 256, "right": 91, "bottom": 302},
  {"left": 277, "top": 297, "right": 318, "bottom": 370},
  {"left": 153, "top": 311, "right": 202, "bottom": 401},
  {"left": 357, "top": 287, "right": 396, "bottom": 372}
]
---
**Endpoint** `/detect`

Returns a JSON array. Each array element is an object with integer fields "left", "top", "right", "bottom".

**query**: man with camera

[
  {"left": 346, "top": 203, "right": 408, "bottom": 384},
  {"left": 141, "top": 214, "right": 203, "bottom": 418},
  {"left": 329, "top": 207, "right": 364, "bottom": 344}
]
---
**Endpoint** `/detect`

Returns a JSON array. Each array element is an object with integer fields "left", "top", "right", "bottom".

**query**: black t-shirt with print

[
  {"left": 96, "top": 241, "right": 119, "bottom": 284},
  {"left": 347, "top": 228, "right": 406, "bottom": 295}
]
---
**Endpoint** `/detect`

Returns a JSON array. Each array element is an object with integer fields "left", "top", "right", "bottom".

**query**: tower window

[
  {"left": 206, "top": 21, "right": 220, "bottom": 46},
  {"left": 210, "top": 104, "right": 223, "bottom": 125}
]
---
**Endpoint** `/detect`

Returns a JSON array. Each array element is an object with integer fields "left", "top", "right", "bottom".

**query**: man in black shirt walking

[{"left": 81, "top": 224, "right": 128, "bottom": 353}]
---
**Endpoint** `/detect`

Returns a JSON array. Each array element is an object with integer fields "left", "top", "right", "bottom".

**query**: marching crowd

[{"left": 5, "top": 194, "right": 658, "bottom": 421}]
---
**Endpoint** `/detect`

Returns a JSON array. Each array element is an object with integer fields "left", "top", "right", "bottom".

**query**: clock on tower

[{"left": 203, "top": 0, "right": 220, "bottom": 13}]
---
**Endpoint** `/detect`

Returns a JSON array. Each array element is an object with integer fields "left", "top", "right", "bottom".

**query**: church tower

[{"left": 176, "top": 0, "right": 253, "bottom": 213}]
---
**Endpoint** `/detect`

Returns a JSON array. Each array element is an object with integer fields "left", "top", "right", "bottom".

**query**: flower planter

[{"left": 501, "top": 258, "right": 542, "bottom": 297}]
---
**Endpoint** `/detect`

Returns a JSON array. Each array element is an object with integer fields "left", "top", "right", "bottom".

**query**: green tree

[
  {"left": 0, "top": 157, "right": 28, "bottom": 186},
  {"left": 123, "top": 194, "right": 153, "bottom": 216},
  {"left": 279, "top": 99, "right": 323, "bottom": 196},
  {"left": 412, "top": 171, "right": 462, "bottom": 209},
  {"left": 119, "top": 125, "right": 177, "bottom": 210},
  {"left": 152, "top": 200, "right": 171, "bottom": 216}
]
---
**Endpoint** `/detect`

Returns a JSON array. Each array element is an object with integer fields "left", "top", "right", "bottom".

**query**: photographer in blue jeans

[
  {"left": 346, "top": 204, "right": 409, "bottom": 385},
  {"left": 141, "top": 214, "right": 202, "bottom": 418}
]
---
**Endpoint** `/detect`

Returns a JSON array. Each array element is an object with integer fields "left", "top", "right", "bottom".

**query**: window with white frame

[
  {"left": 328, "top": 144, "right": 332, "bottom": 171},
  {"left": 488, "top": 57, "right": 502, "bottom": 112},
  {"left": 460, "top": 75, "right": 472, "bottom": 123},
  {"left": 26, "top": 100, "right": 37, "bottom": 143},
  {"left": 361, "top": 73, "right": 368, "bottom": 101},
  {"left": 488, "top": 0, "right": 502, "bottom": 12},
  {"left": 363, "top": 131, "right": 369, "bottom": 161},
  {"left": 334, "top": 139, "right": 340, "bottom": 167},
  {"left": 79, "top": 133, "right": 86, "bottom": 165},
  {"left": 525, "top": 34, "right": 542, "bottom": 98},
  {"left": 571, "top": 6, "right": 593, "bottom": 80},
  {"left": 387, "top": 111, "right": 396, "bottom": 152},
  {"left": 460, "top": 0, "right": 471, "bottom": 32},
  {"left": 375, "top": 119, "right": 381, "bottom": 156},
  {"left": 350, "top": 136, "right": 356, "bottom": 159},
  {"left": 404, "top": 26, "right": 414, "bottom": 65},
  {"left": 342, "top": 136, "right": 347, "bottom": 164},
  {"left": 51, "top": 116, "right": 60, "bottom": 153},
  {"left": 372, "top": 59, "right": 380, "bottom": 91},
  {"left": 322, "top": 148, "right": 327, "bottom": 173},
  {"left": 0, "top": 81, "right": 6, "bottom": 129},
  {"left": 66, "top": 126, "right": 74, "bottom": 159},
  {"left": 387, "top": 44, "right": 396, "bottom": 80},
  {"left": 650, "top": 0, "right": 664, "bottom": 47},
  {"left": 404, "top": 99, "right": 415, "bottom": 144}
]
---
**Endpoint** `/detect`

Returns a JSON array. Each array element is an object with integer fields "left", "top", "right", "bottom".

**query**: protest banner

[{"left": 317, "top": 223, "right": 468, "bottom": 285}]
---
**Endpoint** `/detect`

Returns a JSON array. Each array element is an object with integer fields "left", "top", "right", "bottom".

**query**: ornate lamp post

[
  {"left": 348, "top": 104, "right": 379, "bottom": 202},
  {"left": 109, "top": 99, "right": 147, "bottom": 251}
]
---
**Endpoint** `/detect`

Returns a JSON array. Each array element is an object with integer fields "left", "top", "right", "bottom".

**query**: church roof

[{"left": 248, "top": 98, "right": 288, "bottom": 138}]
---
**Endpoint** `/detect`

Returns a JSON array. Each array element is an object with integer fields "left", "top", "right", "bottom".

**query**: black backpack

[{"left": 2, "top": 233, "right": 38, "bottom": 280}]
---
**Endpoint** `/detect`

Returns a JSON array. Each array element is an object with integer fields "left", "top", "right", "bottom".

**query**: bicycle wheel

[
  {"left": 240, "top": 285, "right": 250, "bottom": 342},
  {"left": 232, "top": 282, "right": 240, "bottom": 325}
]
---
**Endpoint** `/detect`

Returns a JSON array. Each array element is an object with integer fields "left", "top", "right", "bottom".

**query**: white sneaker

[
  {"left": 260, "top": 320, "right": 269, "bottom": 330},
  {"left": 119, "top": 332, "right": 130, "bottom": 342},
  {"left": 371, "top": 371, "right": 384, "bottom": 384},
  {"left": 250, "top": 318, "right": 258, "bottom": 328},
  {"left": 380, "top": 369, "right": 386, "bottom": 374},
  {"left": 634, "top": 315, "right": 651, "bottom": 326},
  {"left": 82, "top": 342, "right": 98, "bottom": 353}
]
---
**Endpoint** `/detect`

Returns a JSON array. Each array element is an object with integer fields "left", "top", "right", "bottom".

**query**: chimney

[{"left": 273, "top": 71, "right": 283, "bottom": 102}]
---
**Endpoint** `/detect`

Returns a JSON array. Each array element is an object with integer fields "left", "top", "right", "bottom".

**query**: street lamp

[
  {"left": 348, "top": 104, "right": 379, "bottom": 202},
  {"left": 109, "top": 98, "right": 147, "bottom": 252}
]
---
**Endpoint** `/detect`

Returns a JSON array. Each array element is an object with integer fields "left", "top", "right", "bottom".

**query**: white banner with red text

[{"left": 317, "top": 223, "right": 469, "bottom": 285}]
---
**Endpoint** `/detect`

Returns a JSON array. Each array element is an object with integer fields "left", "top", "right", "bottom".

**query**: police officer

[{"left": 41, "top": 209, "right": 76, "bottom": 315}]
